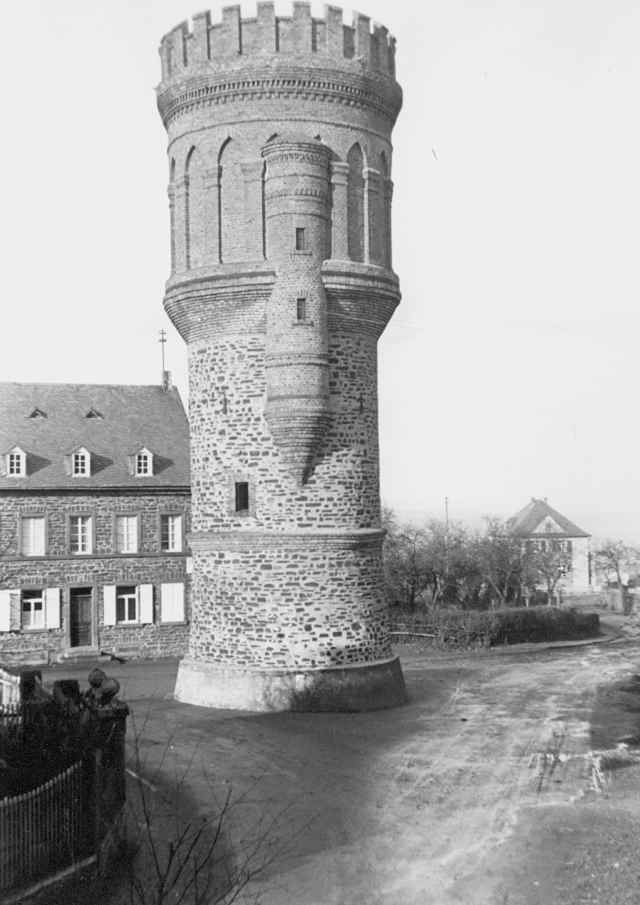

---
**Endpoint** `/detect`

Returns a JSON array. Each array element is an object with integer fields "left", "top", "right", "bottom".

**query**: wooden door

[{"left": 69, "top": 588, "right": 93, "bottom": 647}]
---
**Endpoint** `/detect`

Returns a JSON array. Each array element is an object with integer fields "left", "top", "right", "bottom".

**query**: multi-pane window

[
  {"left": 235, "top": 482, "right": 249, "bottom": 513},
  {"left": 73, "top": 451, "right": 89, "bottom": 476},
  {"left": 136, "top": 452, "right": 151, "bottom": 476},
  {"left": 116, "top": 585, "right": 137, "bottom": 624},
  {"left": 21, "top": 517, "right": 45, "bottom": 556},
  {"left": 22, "top": 590, "right": 44, "bottom": 630},
  {"left": 160, "top": 514, "right": 182, "bottom": 552},
  {"left": 70, "top": 515, "right": 92, "bottom": 554},
  {"left": 8, "top": 452, "right": 25, "bottom": 476},
  {"left": 115, "top": 515, "right": 138, "bottom": 554}
]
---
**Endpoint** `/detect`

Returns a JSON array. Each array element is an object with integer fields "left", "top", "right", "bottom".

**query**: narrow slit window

[
  {"left": 295, "top": 227, "right": 306, "bottom": 251},
  {"left": 235, "top": 482, "right": 249, "bottom": 513},
  {"left": 296, "top": 297, "right": 307, "bottom": 322}
]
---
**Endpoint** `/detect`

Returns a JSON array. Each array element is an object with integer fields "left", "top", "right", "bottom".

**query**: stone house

[
  {"left": 0, "top": 382, "right": 191, "bottom": 665},
  {"left": 509, "top": 498, "right": 592, "bottom": 593}
]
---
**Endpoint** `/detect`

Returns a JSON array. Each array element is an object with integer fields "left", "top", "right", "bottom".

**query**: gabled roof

[
  {"left": 0, "top": 383, "right": 189, "bottom": 490},
  {"left": 509, "top": 498, "right": 590, "bottom": 539}
]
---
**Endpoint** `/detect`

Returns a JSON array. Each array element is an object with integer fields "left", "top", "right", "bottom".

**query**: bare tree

[
  {"left": 382, "top": 510, "right": 480, "bottom": 610},
  {"left": 595, "top": 540, "right": 640, "bottom": 612},
  {"left": 472, "top": 517, "right": 524, "bottom": 608},
  {"left": 114, "top": 710, "right": 304, "bottom": 905},
  {"left": 382, "top": 517, "right": 433, "bottom": 611},
  {"left": 523, "top": 541, "right": 572, "bottom": 606}
]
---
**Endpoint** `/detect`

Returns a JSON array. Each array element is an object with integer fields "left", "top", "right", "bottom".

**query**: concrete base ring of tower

[{"left": 174, "top": 656, "right": 408, "bottom": 712}]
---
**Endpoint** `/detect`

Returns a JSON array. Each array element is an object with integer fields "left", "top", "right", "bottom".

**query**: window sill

[
  {"left": 159, "top": 620, "right": 188, "bottom": 627},
  {"left": 291, "top": 320, "right": 315, "bottom": 327}
]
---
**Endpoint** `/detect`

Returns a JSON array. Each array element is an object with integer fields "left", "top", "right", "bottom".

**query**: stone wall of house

[{"left": 0, "top": 491, "right": 191, "bottom": 664}]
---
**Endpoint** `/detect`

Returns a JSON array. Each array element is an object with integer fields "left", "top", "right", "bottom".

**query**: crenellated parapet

[{"left": 159, "top": 3, "right": 397, "bottom": 83}]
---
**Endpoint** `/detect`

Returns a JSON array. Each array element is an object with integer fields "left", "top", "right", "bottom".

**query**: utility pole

[
  {"left": 159, "top": 329, "right": 167, "bottom": 372},
  {"left": 444, "top": 496, "right": 450, "bottom": 581},
  {"left": 159, "top": 329, "right": 169, "bottom": 390}
]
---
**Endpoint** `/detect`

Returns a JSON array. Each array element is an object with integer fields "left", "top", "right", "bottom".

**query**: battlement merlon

[{"left": 159, "top": 4, "right": 397, "bottom": 83}]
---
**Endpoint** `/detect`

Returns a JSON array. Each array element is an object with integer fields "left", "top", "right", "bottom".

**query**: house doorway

[{"left": 69, "top": 587, "right": 93, "bottom": 648}]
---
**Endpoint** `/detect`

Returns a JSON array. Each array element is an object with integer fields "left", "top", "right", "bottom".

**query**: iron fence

[
  {"left": 0, "top": 707, "right": 128, "bottom": 898},
  {"left": 0, "top": 761, "right": 84, "bottom": 892}
]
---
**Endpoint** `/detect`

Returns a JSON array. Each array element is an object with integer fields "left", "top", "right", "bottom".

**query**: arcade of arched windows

[{"left": 167, "top": 141, "right": 393, "bottom": 273}]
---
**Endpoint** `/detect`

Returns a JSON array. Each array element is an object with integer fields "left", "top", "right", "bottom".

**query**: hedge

[{"left": 392, "top": 606, "right": 600, "bottom": 648}]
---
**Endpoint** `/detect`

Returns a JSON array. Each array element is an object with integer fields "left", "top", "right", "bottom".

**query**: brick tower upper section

[
  {"left": 158, "top": 3, "right": 402, "bottom": 490},
  {"left": 157, "top": 4, "right": 401, "bottom": 127}
]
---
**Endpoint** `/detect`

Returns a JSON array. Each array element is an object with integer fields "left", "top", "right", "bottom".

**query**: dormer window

[
  {"left": 73, "top": 448, "right": 90, "bottom": 477},
  {"left": 28, "top": 408, "right": 46, "bottom": 419},
  {"left": 6, "top": 447, "right": 26, "bottom": 477},
  {"left": 135, "top": 448, "right": 153, "bottom": 477},
  {"left": 85, "top": 408, "right": 103, "bottom": 419}
]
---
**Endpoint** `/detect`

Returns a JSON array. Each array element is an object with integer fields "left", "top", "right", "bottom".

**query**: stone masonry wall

[
  {"left": 189, "top": 330, "right": 380, "bottom": 532},
  {"left": 189, "top": 537, "right": 391, "bottom": 668},
  {"left": 0, "top": 491, "right": 190, "bottom": 663}
]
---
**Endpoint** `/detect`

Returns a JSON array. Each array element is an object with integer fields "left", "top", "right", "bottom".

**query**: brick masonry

[{"left": 157, "top": 4, "right": 407, "bottom": 709}]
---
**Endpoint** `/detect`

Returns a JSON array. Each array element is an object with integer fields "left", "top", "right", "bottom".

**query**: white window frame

[
  {"left": 115, "top": 515, "right": 138, "bottom": 554},
  {"left": 70, "top": 515, "right": 93, "bottom": 555},
  {"left": 135, "top": 450, "right": 153, "bottom": 476},
  {"left": 115, "top": 585, "right": 138, "bottom": 624},
  {"left": 21, "top": 590, "right": 45, "bottom": 630},
  {"left": 160, "top": 514, "right": 182, "bottom": 552},
  {"left": 7, "top": 449, "right": 26, "bottom": 477},
  {"left": 72, "top": 448, "right": 90, "bottom": 477},
  {"left": 20, "top": 516, "right": 46, "bottom": 556}
]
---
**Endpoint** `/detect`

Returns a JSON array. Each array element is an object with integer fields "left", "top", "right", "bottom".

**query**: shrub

[{"left": 392, "top": 606, "right": 600, "bottom": 648}]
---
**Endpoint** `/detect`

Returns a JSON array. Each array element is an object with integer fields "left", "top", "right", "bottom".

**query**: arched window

[
  {"left": 347, "top": 144, "right": 365, "bottom": 263},
  {"left": 169, "top": 158, "right": 176, "bottom": 273},
  {"left": 218, "top": 138, "right": 246, "bottom": 263},
  {"left": 184, "top": 147, "right": 204, "bottom": 269},
  {"left": 379, "top": 151, "right": 391, "bottom": 268}
]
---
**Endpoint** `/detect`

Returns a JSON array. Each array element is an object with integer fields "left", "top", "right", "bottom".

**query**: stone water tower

[{"left": 157, "top": 3, "right": 407, "bottom": 710}]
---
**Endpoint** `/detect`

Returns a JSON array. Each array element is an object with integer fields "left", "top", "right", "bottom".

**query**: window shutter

[
  {"left": 138, "top": 584, "right": 154, "bottom": 624},
  {"left": 160, "top": 582, "right": 185, "bottom": 623},
  {"left": 34, "top": 517, "right": 45, "bottom": 555},
  {"left": 103, "top": 585, "right": 117, "bottom": 626},
  {"left": 45, "top": 588, "right": 61, "bottom": 629},
  {"left": 8, "top": 591, "right": 20, "bottom": 631},
  {"left": 0, "top": 590, "right": 14, "bottom": 632}
]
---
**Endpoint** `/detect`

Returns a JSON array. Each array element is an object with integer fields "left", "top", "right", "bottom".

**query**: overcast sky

[{"left": 2, "top": 0, "right": 639, "bottom": 541}]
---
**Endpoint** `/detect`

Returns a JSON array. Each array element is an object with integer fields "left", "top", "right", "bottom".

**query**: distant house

[
  {"left": 0, "top": 382, "right": 191, "bottom": 666},
  {"left": 509, "top": 498, "right": 592, "bottom": 593}
]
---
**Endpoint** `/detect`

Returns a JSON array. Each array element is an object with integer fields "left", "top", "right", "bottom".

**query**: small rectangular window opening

[
  {"left": 295, "top": 227, "right": 306, "bottom": 251},
  {"left": 235, "top": 482, "right": 249, "bottom": 513},
  {"left": 296, "top": 297, "right": 307, "bottom": 322}
]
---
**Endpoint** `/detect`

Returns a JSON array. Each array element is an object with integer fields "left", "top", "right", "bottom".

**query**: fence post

[{"left": 93, "top": 748, "right": 103, "bottom": 866}]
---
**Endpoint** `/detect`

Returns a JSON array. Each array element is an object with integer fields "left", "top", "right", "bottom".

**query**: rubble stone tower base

[{"left": 157, "top": 3, "right": 407, "bottom": 711}]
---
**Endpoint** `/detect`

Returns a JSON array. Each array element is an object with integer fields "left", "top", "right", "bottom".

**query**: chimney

[{"left": 162, "top": 370, "right": 172, "bottom": 392}]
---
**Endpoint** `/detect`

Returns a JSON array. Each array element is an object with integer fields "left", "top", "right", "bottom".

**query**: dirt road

[{"left": 46, "top": 639, "right": 640, "bottom": 904}]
